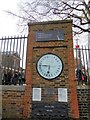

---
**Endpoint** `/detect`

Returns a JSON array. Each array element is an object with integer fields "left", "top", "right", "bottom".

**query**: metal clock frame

[{"left": 36, "top": 53, "right": 64, "bottom": 80}]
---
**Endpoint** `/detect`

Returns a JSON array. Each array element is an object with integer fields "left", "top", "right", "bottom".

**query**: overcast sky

[
  {"left": 0, "top": 0, "right": 24, "bottom": 37},
  {"left": 0, "top": 0, "right": 89, "bottom": 45}
]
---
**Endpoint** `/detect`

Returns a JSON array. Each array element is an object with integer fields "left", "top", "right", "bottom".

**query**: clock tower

[{"left": 23, "top": 20, "right": 79, "bottom": 119}]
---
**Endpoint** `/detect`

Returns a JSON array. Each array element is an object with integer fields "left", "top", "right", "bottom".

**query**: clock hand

[
  {"left": 39, "top": 65, "right": 49, "bottom": 67},
  {"left": 47, "top": 65, "right": 50, "bottom": 74},
  {"left": 48, "top": 65, "right": 50, "bottom": 70}
]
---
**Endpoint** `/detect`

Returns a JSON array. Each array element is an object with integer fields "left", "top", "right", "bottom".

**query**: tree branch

[{"left": 73, "top": 24, "right": 90, "bottom": 33}]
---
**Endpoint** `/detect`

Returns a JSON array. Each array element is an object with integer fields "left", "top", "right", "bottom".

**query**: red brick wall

[
  {"left": 2, "top": 86, "right": 90, "bottom": 119},
  {"left": 2, "top": 86, "right": 25, "bottom": 118},
  {"left": 23, "top": 20, "right": 80, "bottom": 119}
]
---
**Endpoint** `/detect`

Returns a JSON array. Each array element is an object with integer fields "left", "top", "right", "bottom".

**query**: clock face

[{"left": 36, "top": 53, "right": 63, "bottom": 80}]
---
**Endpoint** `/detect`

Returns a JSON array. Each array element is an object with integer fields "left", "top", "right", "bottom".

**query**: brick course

[
  {"left": 1, "top": 21, "right": 90, "bottom": 120},
  {"left": 2, "top": 85, "right": 90, "bottom": 119},
  {"left": 23, "top": 20, "right": 79, "bottom": 119},
  {"left": 2, "top": 86, "right": 25, "bottom": 119},
  {"left": 77, "top": 85, "right": 90, "bottom": 120}
]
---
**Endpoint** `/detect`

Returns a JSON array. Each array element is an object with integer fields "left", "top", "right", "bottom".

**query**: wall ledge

[
  {"left": 2, "top": 85, "right": 25, "bottom": 91},
  {"left": 77, "top": 85, "right": 90, "bottom": 89}
]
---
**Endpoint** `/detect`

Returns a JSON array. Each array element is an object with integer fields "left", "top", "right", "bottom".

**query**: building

[{"left": 0, "top": 51, "right": 20, "bottom": 70}]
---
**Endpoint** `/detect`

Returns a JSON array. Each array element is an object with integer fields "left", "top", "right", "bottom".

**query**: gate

[
  {"left": 74, "top": 46, "right": 90, "bottom": 85},
  {"left": 0, "top": 35, "right": 28, "bottom": 85}
]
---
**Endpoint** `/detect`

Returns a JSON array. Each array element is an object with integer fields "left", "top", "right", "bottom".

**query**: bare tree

[{"left": 7, "top": 0, "right": 90, "bottom": 35}]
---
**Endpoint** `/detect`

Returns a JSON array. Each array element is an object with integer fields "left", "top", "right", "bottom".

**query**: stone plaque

[
  {"left": 32, "top": 88, "right": 41, "bottom": 101},
  {"left": 58, "top": 88, "right": 68, "bottom": 102},
  {"left": 36, "top": 30, "right": 64, "bottom": 41}
]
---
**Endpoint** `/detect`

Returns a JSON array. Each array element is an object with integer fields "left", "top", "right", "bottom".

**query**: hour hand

[{"left": 39, "top": 64, "right": 49, "bottom": 67}]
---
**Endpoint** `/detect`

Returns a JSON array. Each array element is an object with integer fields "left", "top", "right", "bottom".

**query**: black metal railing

[
  {"left": 0, "top": 35, "right": 90, "bottom": 86},
  {"left": 0, "top": 35, "right": 28, "bottom": 85},
  {"left": 74, "top": 46, "right": 90, "bottom": 85}
]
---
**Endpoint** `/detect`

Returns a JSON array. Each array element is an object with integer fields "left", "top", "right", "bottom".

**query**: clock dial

[{"left": 36, "top": 53, "right": 63, "bottom": 80}]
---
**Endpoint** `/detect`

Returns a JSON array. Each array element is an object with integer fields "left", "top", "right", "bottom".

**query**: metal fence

[
  {"left": 74, "top": 46, "right": 90, "bottom": 85},
  {"left": 0, "top": 35, "right": 90, "bottom": 85},
  {"left": 0, "top": 35, "right": 28, "bottom": 85}
]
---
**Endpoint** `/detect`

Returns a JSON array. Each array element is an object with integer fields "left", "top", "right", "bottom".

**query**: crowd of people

[
  {"left": 1, "top": 67, "right": 88, "bottom": 86},
  {"left": 2, "top": 69, "right": 26, "bottom": 85}
]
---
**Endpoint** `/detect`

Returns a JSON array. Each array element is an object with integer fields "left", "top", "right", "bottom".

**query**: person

[
  {"left": 76, "top": 68, "right": 82, "bottom": 85},
  {"left": 81, "top": 68, "right": 87, "bottom": 85},
  {"left": 12, "top": 72, "right": 18, "bottom": 85},
  {"left": 18, "top": 71, "right": 22, "bottom": 85},
  {"left": 3, "top": 72, "right": 7, "bottom": 85},
  {"left": 7, "top": 70, "right": 12, "bottom": 85},
  {"left": 21, "top": 70, "right": 25, "bottom": 84}
]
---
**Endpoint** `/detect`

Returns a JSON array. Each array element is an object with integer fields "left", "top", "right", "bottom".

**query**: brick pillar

[
  {"left": 23, "top": 20, "right": 80, "bottom": 119},
  {"left": 68, "top": 33, "right": 79, "bottom": 119},
  {"left": 23, "top": 33, "right": 33, "bottom": 118}
]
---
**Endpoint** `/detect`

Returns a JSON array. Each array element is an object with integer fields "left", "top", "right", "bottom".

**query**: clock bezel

[{"left": 36, "top": 53, "right": 64, "bottom": 80}]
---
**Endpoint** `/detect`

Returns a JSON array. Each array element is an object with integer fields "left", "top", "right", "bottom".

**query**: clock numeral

[
  {"left": 46, "top": 74, "right": 50, "bottom": 77},
  {"left": 50, "top": 74, "right": 53, "bottom": 77},
  {"left": 39, "top": 65, "right": 41, "bottom": 69}
]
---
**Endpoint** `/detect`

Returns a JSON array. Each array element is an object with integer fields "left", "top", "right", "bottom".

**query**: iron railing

[
  {"left": 74, "top": 46, "right": 90, "bottom": 85},
  {"left": 0, "top": 35, "right": 90, "bottom": 85},
  {"left": 0, "top": 35, "right": 28, "bottom": 85}
]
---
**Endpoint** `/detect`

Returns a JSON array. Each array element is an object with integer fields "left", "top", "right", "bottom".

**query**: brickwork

[
  {"left": 1, "top": 21, "right": 90, "bottom": 120},
  {"left": 2, "top": 86, "right": 25, "bottom": 119},
  {"left": 2, "top": 85, "right": 90, "bottom": 119},
  {"left": 77, "top": 85, "right": 90, "bottom": 120},
  {"left": 23, "top": 20, "right": 79, "bottom": 119}
]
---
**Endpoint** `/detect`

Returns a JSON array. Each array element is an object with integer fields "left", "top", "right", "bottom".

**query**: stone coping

[
  {"left": 0, "top": 85, "right": 90, "bottom": 91},
  {"left": 28, "top": 19, "right": 72, "bottom": 26},
  {"left": 77, "top": 85, "right": 90, "bottom": 89},
  {"left": 1, "top": 85, "right": 25, "bottom": 91}
]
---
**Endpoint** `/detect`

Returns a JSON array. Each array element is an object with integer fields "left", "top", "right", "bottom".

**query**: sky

[
  {"left": 0, "top": 0, "right": 89, "bottom": 41},
  {"left": 0, "top": 0, "right": 25, "bottom": 37},
  {"left": 0, "top": 0, "right": 89, "bottom": 69}
]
